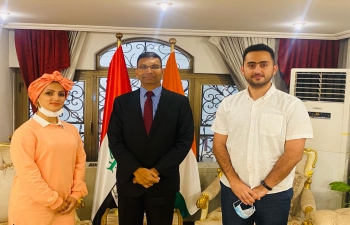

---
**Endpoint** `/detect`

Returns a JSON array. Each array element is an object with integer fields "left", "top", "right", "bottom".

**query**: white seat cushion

[{"left": 0, "top": 166, "right": 15, "bottom": 222}]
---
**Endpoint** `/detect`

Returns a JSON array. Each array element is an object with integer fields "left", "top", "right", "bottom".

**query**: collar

[
  {"left": 33, "top": 114, "right": 65, "bottom": 128},
  {"left": 263, "top": 83, "right": 277, "bottom": 99},
  {"left": 244, "top": 83, "right": 276, "bottom": 100},
  {"left": 140, "top": 86, "right": 162, "bottom": 97}
]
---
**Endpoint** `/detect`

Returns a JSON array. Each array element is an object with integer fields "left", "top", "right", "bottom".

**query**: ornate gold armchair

[
  {"left": 0, "top": 143, "right": 14, "bottom": 225},
  {"left": 307, "top": 208, "right": 350, "bottom": 225},
  {"left": 194, "top": 148, "right": 318, "bottom": 225}
]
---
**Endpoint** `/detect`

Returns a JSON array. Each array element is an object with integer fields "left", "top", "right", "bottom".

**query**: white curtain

[
  {"left": 61, "top": 31, "right": 87, "bottom": 80},
  {"left": 346, "top": 39, "right": 350, "bottom": 68},
  {"left": 209, "top": 37, "right": 287, "bottom": 92}
]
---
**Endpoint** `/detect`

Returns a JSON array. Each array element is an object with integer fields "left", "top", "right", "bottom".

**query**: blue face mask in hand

[{"left": 233, "top": 200, "right": 256, "bottom": 219}]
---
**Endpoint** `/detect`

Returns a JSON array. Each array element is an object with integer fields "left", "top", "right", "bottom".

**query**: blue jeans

[{"left": 221, "top": 182, "right": 293, "bottom": 225}]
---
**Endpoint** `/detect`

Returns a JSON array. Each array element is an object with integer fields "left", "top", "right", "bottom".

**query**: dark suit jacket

[{"left": 107, "top": 87, "right": 194, "bottom": 197}]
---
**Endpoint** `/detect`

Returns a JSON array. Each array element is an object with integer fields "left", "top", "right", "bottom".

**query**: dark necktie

[{"left": 143, "top": 91, "right": 154, "bottom": 135}]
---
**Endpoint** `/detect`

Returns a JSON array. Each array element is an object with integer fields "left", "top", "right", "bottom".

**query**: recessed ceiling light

[
  {"left": 0, "top": 12, "right": 10, "bottom": 20},
  {"left": 293, "top": 22, "right": 305, "bottom": 30},
  {"left": 157, "top": 2, "right": 172, "bottom": 11}
]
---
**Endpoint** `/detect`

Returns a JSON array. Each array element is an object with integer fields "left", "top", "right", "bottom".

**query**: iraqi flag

[
  {"left": 163, "top": 51, "right": 201, "bottom": 218},
  {"left": 92, "top": 46, "right": 132, "bottom": 224}
]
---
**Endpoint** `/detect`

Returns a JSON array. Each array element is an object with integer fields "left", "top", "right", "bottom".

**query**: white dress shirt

[{"left": 211, "top": 84, "right": 313, "bottom": 194}]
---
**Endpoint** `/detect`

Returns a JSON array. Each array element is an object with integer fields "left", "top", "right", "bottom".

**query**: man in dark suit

[{"left": 107, "top": 52, "right": 194, "bottom": 225}]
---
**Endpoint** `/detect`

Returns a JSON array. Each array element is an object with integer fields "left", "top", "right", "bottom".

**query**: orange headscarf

[{"left": 28, "top": 71, "right": 74, "bottom": 105}]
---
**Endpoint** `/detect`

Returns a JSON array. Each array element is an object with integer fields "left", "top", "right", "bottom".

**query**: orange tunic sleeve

[{"left": 69, "top": 126, "right": 88, "bottom": 200}]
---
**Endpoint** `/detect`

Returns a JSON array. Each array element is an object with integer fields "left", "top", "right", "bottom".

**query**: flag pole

[
  {"left": 169, "top": 38, "right": 176, "bottom": 52},
  {"left": 92, "top": 31, "right": 133, "bottom": 224},
  {"left": 168, "top": 38, "right": 185, "bottom": 220},
  {"left": 116, "top": 33, "right": 123, "bottom": 48}
]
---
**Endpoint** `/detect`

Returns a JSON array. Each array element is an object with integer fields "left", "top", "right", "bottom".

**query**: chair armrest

[
  {"left": 75, "top": 198, "right": 85, "bottom": 209},
  {"left": 74, "top": 199, "right": 93, "bottom": 225},
  {"left": 196, "top": 176, "right": 221, "bottom": 208},
  {"left": 196, "top": 176, "right": 221, "bottom": 221},
  {"left": 300, "top": 189, "right": 316, "bottom": 224}
]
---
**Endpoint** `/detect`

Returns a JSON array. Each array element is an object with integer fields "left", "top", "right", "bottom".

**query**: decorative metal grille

[
  {"left": 98, "top": 41, "right": 190, "bottom": 69},
  {"left": 198, "top": 84, "right": 238, "bottom": 162},
  {"left": 130, "top": 79, "right": 141, "bottom": 90},
  {"left": 61, "top": 81, "right": 85, "bottom": 141},
  {"left": 181, "top": 80, "right": 189, "bottom": 96},
  {"left": 98, "top": 78, "right": 107, "bottom": 144},
  {"left": 29, "top": 104, "right": 34, "bottom": 118}
]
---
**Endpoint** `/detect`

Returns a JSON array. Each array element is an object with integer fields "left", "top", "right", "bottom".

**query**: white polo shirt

[{"left": 211, "top": 84, "right": 313, "bottom": 194}]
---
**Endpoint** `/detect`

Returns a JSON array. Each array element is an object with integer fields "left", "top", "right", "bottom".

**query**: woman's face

[{"left": 37, "top": 82, "right": 66, "bottom": 111}]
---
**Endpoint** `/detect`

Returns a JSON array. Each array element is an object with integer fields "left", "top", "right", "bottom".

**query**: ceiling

[{"left": 1, "top": 0, "right": 350, "bottom": 39}]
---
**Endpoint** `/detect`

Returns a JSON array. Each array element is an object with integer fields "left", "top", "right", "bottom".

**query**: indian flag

[{"left": 163, "top": 51, "right": 201, "bottom": 217}]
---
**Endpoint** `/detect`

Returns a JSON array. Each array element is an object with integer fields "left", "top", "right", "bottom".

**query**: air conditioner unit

[{"left": 290, "top": 68, "right": 350, "bottom": 210}]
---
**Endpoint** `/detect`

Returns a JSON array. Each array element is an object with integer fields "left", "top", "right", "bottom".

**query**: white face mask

[
  {"left": 37, "top": 101, "right": 63, "bottom": 117},
  {"left": 233, "top": 200, "right": 256, "bottom": 219}
]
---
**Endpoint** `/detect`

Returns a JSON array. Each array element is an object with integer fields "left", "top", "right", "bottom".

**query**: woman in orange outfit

[{"left": 8, "top": 71, "right": 88, "bottom": 225}]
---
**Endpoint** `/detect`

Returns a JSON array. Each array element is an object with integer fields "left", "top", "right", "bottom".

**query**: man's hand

[
  {"left": 52, "top": 200, "right": 69, "bottom": 214},
  {"left": 230, "top": 181, "right": 260, "bottom": 205},
  {"left": 59, "top": 196, "right": 77, "bottom": 214},
  {"left": 133, "top": 167, "right": 160, "bottom": 188},
  {"left": 213, "top": 133, "right": 259, "bottom": 205},
  {"left": 252, "top": 185, "right": 268, "bottom": 199},
  {"left": 150, "top": 168, "right": 159, "bottom": 176}
]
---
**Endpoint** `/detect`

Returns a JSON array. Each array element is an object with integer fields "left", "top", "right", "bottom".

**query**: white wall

[
  {"left": 0, "top": 28, "right": 13, "bottom": 142},
  {"left": 9, "top": 31, "right": 230, "bottom": 74}
]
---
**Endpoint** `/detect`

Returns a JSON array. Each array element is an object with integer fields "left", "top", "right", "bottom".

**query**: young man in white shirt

[{"left": 211, "top": 43, "right": 313, "bottom": 225}]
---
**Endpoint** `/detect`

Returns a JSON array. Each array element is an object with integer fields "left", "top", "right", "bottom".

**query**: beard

[{"left": 245, "top": 74, "right": 273, "bottom": 88}]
